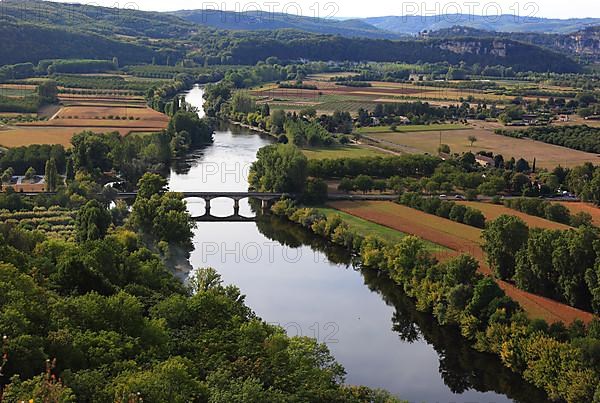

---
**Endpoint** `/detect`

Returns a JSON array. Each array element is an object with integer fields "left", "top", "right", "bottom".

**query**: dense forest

[
  {"left": 0, "top": 181, "right": 397, "bottom": 402},
  {"left": 0, "top": 21, "right": 165, "bottom": 66}
]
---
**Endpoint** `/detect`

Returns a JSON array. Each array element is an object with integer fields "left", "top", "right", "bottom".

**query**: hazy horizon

[{"left": 42, "top": 0, "right": 600, "bottom": 20}]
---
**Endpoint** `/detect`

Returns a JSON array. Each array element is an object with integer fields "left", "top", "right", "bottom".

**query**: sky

[{"left": 47, "top": 0, "right": 600, "bottom": 19}]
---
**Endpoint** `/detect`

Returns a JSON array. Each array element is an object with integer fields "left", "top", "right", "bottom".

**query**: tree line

[
  {"left": 483, "top": 215, "right": 600, "bottom": 314},
  {"left": 496, "top": 125, "right": 600, "bottom": 154},
  {"left": 271, "top": 199, "right": 599, "bottom": 403},
  {"left": 400, "top": 192, "right": 486, "bottom": 228}
]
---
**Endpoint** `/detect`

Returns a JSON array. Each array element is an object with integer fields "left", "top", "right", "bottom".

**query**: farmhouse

[
  {"left": 408, "top": 73, "right": 429, "bottom": 82},
  {"left": 476, "top": 154, "right": 495, "bottom": 167},
  {"left": 522, "top": 114, "right": 539, "bottom": 125}
]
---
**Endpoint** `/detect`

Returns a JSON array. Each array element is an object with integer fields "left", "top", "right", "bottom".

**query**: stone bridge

[{"left": 115, "top": 191, "right": 289, "bottom": 218}]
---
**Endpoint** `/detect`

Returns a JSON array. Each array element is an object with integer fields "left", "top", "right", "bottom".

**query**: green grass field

[
  {"left": 316, "top": 207, "right": 447, "bottom": 252},
  {"left": 357, "top": 123, "right": 468, "bottom": 134},
  {"left": 301, "top": 145, "right": 388, "bottom": 159}
]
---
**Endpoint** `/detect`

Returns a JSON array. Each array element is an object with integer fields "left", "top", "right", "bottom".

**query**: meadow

[
  {"left": 364, "top": 122, "right": 600, "bottom": 168},
  {"left": 317, "top": 207, "right": 446, "bottom": 252}
]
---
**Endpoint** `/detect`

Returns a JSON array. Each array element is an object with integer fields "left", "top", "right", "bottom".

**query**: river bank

[{"left": 170, "top": 84, "right": 547, "bottom": 402}]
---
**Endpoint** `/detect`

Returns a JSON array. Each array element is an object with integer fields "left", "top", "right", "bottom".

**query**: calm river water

[{"left": 167, "top": 85, "right": 547, "bottom": 403}]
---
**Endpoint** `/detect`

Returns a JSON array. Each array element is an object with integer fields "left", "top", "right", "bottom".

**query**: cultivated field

[
  {"left": 0, "top": 96, "right": 169, "bottom": 148},
  {"left": 556, "top": 202, "right": 600, "bottom": 226},
  {"left": 358, "top": 123, "right": 468, "bottom": 134},
  {"left": 0, "top": 126, "right": 132, "bottom": 148},
  {"left": 329, "top": 201, "right": 483, "bottom": 258},
  {"left": 54, "top": 105, "right": 167, "bottom": 121},
  {"left": 251, "top": 77, "right": 561, "bottom": 114},
  {"left": 317, "top": 207, "right": 446, "bottom": 252},
  {"left": 328, "top": 200, "right": 595, "bottom": 324},
  {"left": 302, "top": 145, "right": 389, "bottom": 159},
  {"left": 363, "top": 122, "right": 600, "bottom": 168},
  {"left": 457, "top": 201, "right": 572, "bottom": 230}
]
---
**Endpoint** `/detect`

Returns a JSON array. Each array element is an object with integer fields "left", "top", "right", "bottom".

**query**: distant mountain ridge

[
  {"left": 172, "top": 10, "right": 600, "bottom": 37},
  {"left": 363, "top": 14, "right": 600, "bottom": 35},
  {"left": 0, "top": 1, "right": 585, "bottom": 73},
  {"left": 171, "top": 9, "right": 400, "bottom": 39}
]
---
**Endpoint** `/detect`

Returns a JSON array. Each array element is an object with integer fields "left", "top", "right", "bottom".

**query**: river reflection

[
  {"left": 255, "top": 216, "right": 549, "bottom": 403},
  {"left": 168, "top": 84, "right": 549, "bottom": 403}
]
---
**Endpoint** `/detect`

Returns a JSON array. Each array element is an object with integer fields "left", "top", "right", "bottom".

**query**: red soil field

[{"left": 328, "top": 200, "right": 596, "bottom": 325}]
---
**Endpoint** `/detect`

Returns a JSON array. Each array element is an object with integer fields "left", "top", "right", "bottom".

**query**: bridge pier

[
  {"left": 261, "top": 199, "right": 272, "bottom": 210},
  {"left": 204, "top": 198, "right": 211, "bottom": 216},
  {"left": 233, "top": 198, "right": 240, "bottom": 215}
]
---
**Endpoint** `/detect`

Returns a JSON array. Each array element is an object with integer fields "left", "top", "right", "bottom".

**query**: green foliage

[
  {"left": 273, "top": 201, "right": 600, "bottom": 403},
  {"left": 0, "top": 144, "right": 66, "bottom": 176},
  {"left": 308, "top": 155, "right": 441, "bottom": 179},
  {"left": 167, "top": 110, "right": 213, "bottom": 147},
  {"left": 505, "top": 198, "right": 572, "bottom": 225},
  {"left": 37, "top": 80, "right": 59, "bottom": 104},
  {"left": 45, "top": 158, "right": 59, "bottom": 193},
  {"left": 47, "top": 59, "right": 116, "bottom": 74},
  {"left": 250, "top": 144, "right": 308, "bottom": 193},
  {"left": 482, "top": 215, "right": 529, "bottom": 280},
  {"left": 303, "top": 178, "right": 328, "bottom": 205},
  {"left": 497, "top": 125, "right": 600, "bottom": 154},
  {"left": 399, "top": 192, "right": 486, "bottom": 229},
  {"left": 130, "top": 179, "right": 193, "bottom": 250},
  {"left": 76, "top": 200, "right": 111, "bottom": 242},
  {"left": 137, "top": 173, "right": 167, "bottom": 200}
]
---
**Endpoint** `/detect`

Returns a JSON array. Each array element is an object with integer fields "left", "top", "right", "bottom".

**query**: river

[{"left": 168, "top": 84, "right": 547, "bottom": 403}]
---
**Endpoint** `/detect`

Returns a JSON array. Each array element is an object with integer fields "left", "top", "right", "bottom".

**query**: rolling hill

[
  {"left": 172, "top": 9, "right": 400, "bottom": 39},
  {"left": 0, "top": 1, "right": 585, "bottom": 73}
]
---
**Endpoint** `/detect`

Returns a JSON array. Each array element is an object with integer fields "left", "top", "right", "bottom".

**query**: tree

[
  {"left": 482, "top": 215, "right": 529, "bottom": 280},
  {"left": 463, "top": 208, "right": 486, "bottom": 228},
  {"left": 37, "top": 80, "right": 58, "bottom": 104},
  {"left": 231, "top": 92, "right": 256, "bottom": 114},
  {"left": 511, "top": 173, "right": 530, "bottom": 194},
  {"left": 250, "top": 144, "right": 308, "bottom": 193},
  {"left": 65, "top": 157, "right": 74, "bottom": 183},
  {"left": 137, "top": 173, "right": 167, "bottom": 199},
  {"left": 24, "top": 166, "right": 36, "bottom": 180},
  {"left": 438, "top": 144, "right": 451, "bottom": 154},
  {"left": 168, "top": 111, "right": 213, "bottom": 146},
  {"left": 76, "top": 200, "right": 111, "bottom": 241},
  {"left": 467, "top": 277, "right": 505, "bottom": 318},
  {"left": 444, "top": 254, "right": 479, "bottom": 286},
  {"left": 354, "top": 175, "right": 374, "bottom": 194},
  {"left": 44, "top": 158, "right": 58, "bottom": 192},
  {"left": 338, "top": 178, "right": 354, "bottom": 193},
  {"left": 1, "top": 167, "right": 13, "bottom": 184},
  {"left": 303, "top": 178, "right": 328, "bottom": 205},
  {"left": 260, "top": 103, "right": 270, "bottom": 117},
  {"left": 468, "top": 136, "right": 477, "bottom": 148},
  {"left": 515, "top": 158, "right": 530, "bottom": 173}
]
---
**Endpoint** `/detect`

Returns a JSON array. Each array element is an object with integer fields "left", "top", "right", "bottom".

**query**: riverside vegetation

[{"left": 269, "top": 198, "right": 600, "bottom": 403}]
